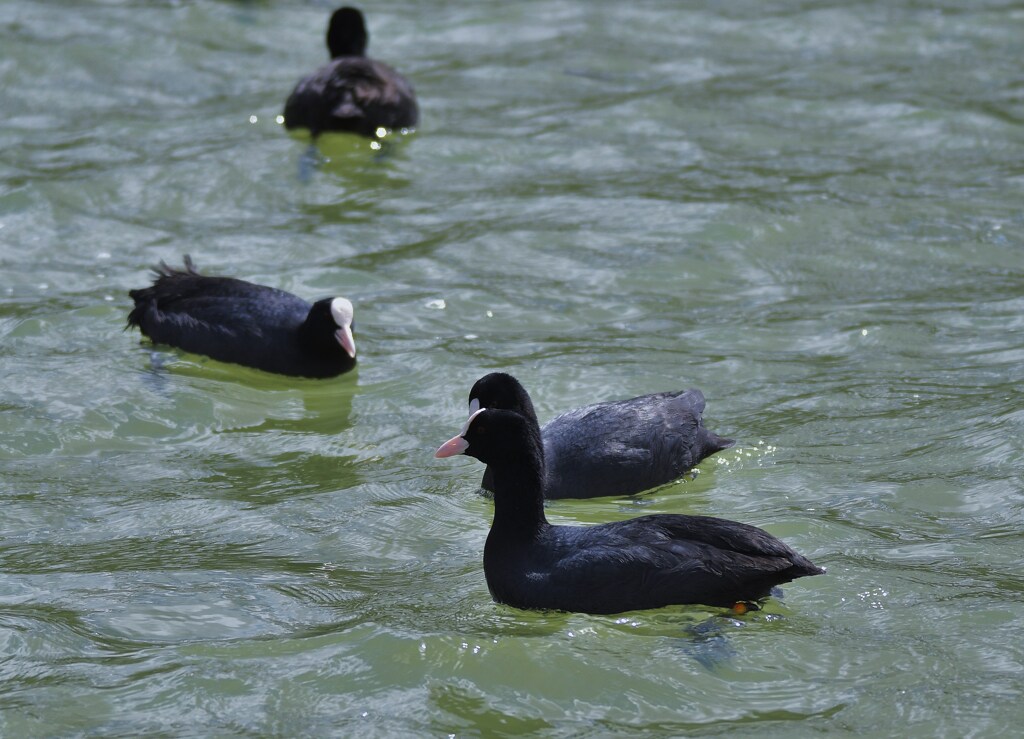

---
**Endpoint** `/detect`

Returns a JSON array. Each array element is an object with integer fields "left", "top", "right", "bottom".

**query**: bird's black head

[
  {"left": 467, "top": 372, "right": 539, "bottom": 424},
  {"left": 303, "top": 297, "right": 357, "bottom": 360},
  {"left": 435, "top": 407, "right": 542, "bottom": 469},
  {"left": 327, "top": 6, "right": 368, "bottom": 58}
]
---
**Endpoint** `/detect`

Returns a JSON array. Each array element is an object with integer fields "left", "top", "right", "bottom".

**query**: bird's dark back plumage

[
  {"left": 475, "top": 376, "right": 734, "bottom": 499},
  {"left": 283, "top": 7, "right": 418, "bottom": 138},
  {"left": 488, "top": 513, "right": 823, "bottom": 613},
  {"left": 440, "top": 405, "right": 823, "bottom": 614},
  {"left": 127, "top": 256, "right": 301, "bottom": 322},
  {"left": 540, "top": 389, "right": 734, "bottom": 499},
  {"left": 127, "top": 257, "right": 356, "bottom": 378}
]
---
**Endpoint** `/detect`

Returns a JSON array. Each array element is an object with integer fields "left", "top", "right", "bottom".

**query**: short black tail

[{"left": 126, "top": 255, "right": 198, "bottom": 329}]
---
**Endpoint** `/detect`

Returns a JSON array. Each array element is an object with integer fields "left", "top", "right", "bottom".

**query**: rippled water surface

[{"left": 2, "top": 0, "right": 1023, "bottom": 735}]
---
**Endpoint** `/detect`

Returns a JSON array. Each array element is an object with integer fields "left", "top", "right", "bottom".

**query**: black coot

[
  {"left": 283, "top": 6, "right": 418, "bottom": 138},
  {"left": 435, "top": 408, "right": 823, "bottom": 614},
  {"left": 468, "top": 373, "right": 734, "bottom": 499},
  {"left": 127, "top": 256, "right": 356, "bottom": 378}
]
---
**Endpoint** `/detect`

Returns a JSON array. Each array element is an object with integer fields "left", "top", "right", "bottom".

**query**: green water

[{"left": 2, "top": 0, "right": 1022, "bottom": 735}]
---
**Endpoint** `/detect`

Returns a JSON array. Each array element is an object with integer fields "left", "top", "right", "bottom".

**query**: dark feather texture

[
  {"left": 127, "top": 256, "right": 356, "bottom": 378},
  {"left": 283, "top": 7, "right": 418, "bottom": 137},
  {"left": 471, "top": 373, "right": 734, "bottom": 498},
  {"left": 436, "top": 406, "right": 824, "bottom": 614},
  {"left": 434, "top": 409, "right": 823, "bottom": 610}
]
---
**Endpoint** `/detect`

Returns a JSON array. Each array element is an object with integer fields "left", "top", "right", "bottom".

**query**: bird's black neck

[
  {"left": 295, "top": 307, "right": 339, "bottom": 359},
  {"left": 487, "top": 449, "right": 548, "bottom": 537}
]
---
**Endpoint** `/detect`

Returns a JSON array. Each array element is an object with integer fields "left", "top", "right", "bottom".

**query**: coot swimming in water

[
  {"left": 435, "top": 407, "right": 823, "bottom": 614},
  {"left": 468, "top": 373, "right": 734, "bottom": 499},
  {"left": 283, "top": 6, "right": 418, "bottom": 138},
  {"left": 127, "top": 256, "right": 356, "bottom": 378}
]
